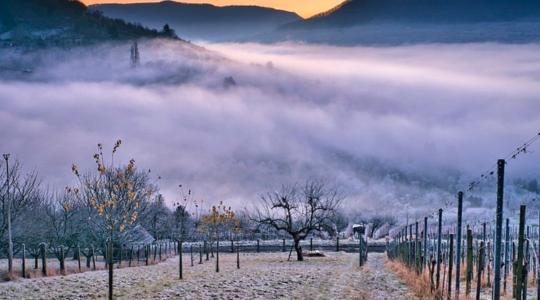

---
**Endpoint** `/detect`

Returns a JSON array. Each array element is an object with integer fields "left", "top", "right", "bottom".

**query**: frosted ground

[{"left": 1, "top": 252, "right": 415, "bottom": 299}]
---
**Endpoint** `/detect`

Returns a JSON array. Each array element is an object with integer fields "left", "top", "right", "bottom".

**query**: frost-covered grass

[{"left": 0, "top": 252, "right": 416, "bottom": 299}]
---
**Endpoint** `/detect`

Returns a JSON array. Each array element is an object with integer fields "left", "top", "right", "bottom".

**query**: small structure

[{"left": 123, "top": 225, "right": 155, "bottom": 247}]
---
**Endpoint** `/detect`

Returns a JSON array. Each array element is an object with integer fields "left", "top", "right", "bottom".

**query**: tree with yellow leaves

[
  {"left": 199, "top": 202, "right": 239, "bottom": 272},
  {"left": 69, "top": 140, "right": 157, "bottom": 300}
]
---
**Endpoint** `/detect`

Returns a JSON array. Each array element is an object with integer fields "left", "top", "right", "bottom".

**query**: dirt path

[{"left": 0, "top": 252, "right": 416, "bottom": 299}]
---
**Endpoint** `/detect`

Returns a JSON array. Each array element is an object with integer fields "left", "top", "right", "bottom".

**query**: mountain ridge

[{"left": 91, "top": 1, "right": 301, "bottom": 41}]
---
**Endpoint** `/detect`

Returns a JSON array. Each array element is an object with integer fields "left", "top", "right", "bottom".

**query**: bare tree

[
  {"left": 0, "top": 156, "right": 41, "bottom": 271},
  {"left": 254, "top": 180, "right": 343, "bottom": 261}
]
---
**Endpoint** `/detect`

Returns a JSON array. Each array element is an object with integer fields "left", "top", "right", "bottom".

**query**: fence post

[
  {"left": 178, "top": 241, "right": 183, "bottom": 279},
  {"left": 493, "top": 159, "right": 505, "bottom": 300},
  {"left": 466, "top": 228, "right": 473, "bottom": 296},
  {"left": 476, "top": 241, "right": 485, "bottom": 300},
  {"left": 92, "top": 245, "right": 96, "bottom": 270},
  {"left": 282, "top": 239, "right": 285, "bottom": 252},
  {"left": 436, "top": 208, "right": 443, "bottom": 290},
  {"left": 216, "top": 239, "right": 220, "bottom": 273},
  {"left": 77, "top": 245, "right": 81, "bottom": 271},
  {"left": 505, "top": 218, "right": 510, "bottom": 294},
  {"left": 336, "top": 236, "right": 340, "bottom": 252},
  {"left": 424, "top": 216, "right": 428, "bottom": 271},
  {"left": 455, "top": 191, "right": 463, "bottom": 299},
  {"left": 129, "top": 246, "right": 133, "bottom": 267},
  {"left": 236, "top": 240, "right": 240, "bottom": 269},
  {"left": 257, "top": 239, "right": 260, "bottom": 253},
  {"left": 190, "top": 244, "right": 194, "bottom": 267},
  {"left": 415, "top": 221, "right": 420, "bottom": 274},
  {"left": 310, "top": 238, "right": 313, "bottom": 251},
  {"left": 538, "top": 211, "right": 540, "bottom": 300},
  {"left": 515, "top": 205, "right": 526, "bottom": 299},
  {"left": 199, "top": 243, "right": 203, "bottom": 264},
  {"left": 107, "top": 241, "right": 113, "bottom": 300},
  {"left": 447, "top": 234, "right": 454, "bottom": 299}
]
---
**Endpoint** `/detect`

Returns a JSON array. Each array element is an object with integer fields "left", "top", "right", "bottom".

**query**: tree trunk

[{"left": 294, "top": 238, "right": 303, "bottom": 261}]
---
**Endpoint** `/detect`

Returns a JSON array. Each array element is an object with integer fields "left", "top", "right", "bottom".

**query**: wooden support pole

[
  {"left": 436, "top": 208, "right": 443, "bottom": 290},
  {"left": 466, "top": 228, "right": 473, "bottom": 296},
  {"left": 456, "top": 191, "right": 463, "bottom": 298},
  {"left": 447, "top": 234, "right": 454, "bottom": 300},
  {"left": 424, "top": 216, "right": 428, "bottom": 270},
  {"left": 178, "top": 241, "right": 183, "bottom": 279},
  {"left": 505, "top": 218, "right": 510, "bottom": 294},
  {"left": 515, "top": 205, "right": 526, "bottom": 299},
  {"left": 476, "top": 242, "right": 485, "bottom": 300},
  {"left": 493, "top": 159, "right": 505, "bottom": 300}
]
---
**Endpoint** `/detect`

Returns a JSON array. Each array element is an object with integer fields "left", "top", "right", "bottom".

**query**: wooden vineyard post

[
  {"left": 505, "top": 218, "right": 510, "bottom": 294},
  {"left": 236, "top": 240, "right": 240, "bottom": 269},
  {"left": 524, "top": 239, "right": 530, "bottom": 299},
  {"left": 178, "top": 241, "right": 183, "bottom": 280},
  {"left": 190, "top": 244, "right": 194, "bottom": 267},
  {"left": 414, "top": 221, "right": 421, "bottom": 274},
  {"left": 515, "top": 205, "right": 526, "bottom": 299},
  {"left": 107, "top": 241, "right": 113, "bottom": 300},
  {"left": 77, "top": 245, "right": 81, "bottom": 271},
  {"left": 336, "top": 236, "right": 340, "bottom": 252},
  {"left": 216, "top": 239, "right": 220, "bottom": 273},
  {"left": 145, "top": 245, "right": 149, "bottom": 266},
  {"left": 447, "top": 234, "right": 454, "bottom": 300},
  {"left": 436, "top": 208, "right": 443, "bottom": 290},
  {"left": 424, "top": 216, "right": 428, "bottom": 271},
  {"left": 466, "top": 228, "right": 473, "bottom": 296},
  {"left": 359, "top": 225, "right": 365, "bottom": 267},
  {"left": 409, "top": 224, "right": 413, "bottom": 266},
  {"left": 493, "top": 159, "right": 505, "bottom": 300},
  {"left": 129, "top": 246, "right": 133, "bottom": 267},
  {"left": 91, "top": 246, "right": 96, "bottom": 270},
  {"left": 199, "top": 243, "right": 203, "bottom": 264},
  {"left": 456, "top": 191, "right": 463, "bottom": 299},
  {"left": 476, "top": 242, "right": 484, "bottom": 300}
]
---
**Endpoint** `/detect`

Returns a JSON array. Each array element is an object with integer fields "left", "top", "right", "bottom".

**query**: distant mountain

[
  {"left": 90, "top": 1, "right": 301, "bottom": 42},
  {"left": 0, "top": 0, "right": 178, "bottom": 48},
  {"left": 274, "top": 0, "right": 540, "bottom": 44}
]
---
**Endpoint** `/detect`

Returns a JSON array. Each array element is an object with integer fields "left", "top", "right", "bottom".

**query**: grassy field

[{"left": 0, "top": 252, "right": 416, "bottom": 299}]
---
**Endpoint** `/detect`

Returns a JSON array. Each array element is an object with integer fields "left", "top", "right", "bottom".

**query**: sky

[
  {"left": 81, "top": 0, "right": 344, "bottom": 18},
  {"left": 1, "top": 40, "right": 540, "bottom": 221}
]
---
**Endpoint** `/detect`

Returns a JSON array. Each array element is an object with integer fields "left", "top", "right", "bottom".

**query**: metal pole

[{"left": 493, "top": 159, "right": 505, "bottom": 300}]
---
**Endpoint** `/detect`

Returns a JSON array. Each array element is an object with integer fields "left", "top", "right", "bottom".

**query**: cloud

[{"left": 1, "top": 39, "right": 539, "bottom": 220}]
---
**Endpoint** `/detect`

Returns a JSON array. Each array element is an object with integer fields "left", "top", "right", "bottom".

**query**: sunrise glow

[{"left": 81, "top": 0, "right": 344, "bottom": 18}]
